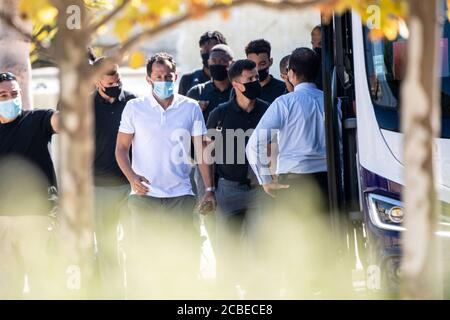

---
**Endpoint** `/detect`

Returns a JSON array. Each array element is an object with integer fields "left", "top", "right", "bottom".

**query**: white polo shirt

[{"left": 119, "top": 93, "right": 206, "bottom": 198}]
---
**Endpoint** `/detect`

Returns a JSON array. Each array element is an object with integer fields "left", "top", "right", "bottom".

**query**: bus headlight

[{"left": 367, "top": 194, "right": 406, "bottom": 231}]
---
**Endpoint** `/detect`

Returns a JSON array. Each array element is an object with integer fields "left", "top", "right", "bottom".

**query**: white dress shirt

[
  {"left": 119, "top": 93, "right": 206, "bottom": 197},
  {"left": 246, "top": 82, "right": 327, "bottom": 185}
]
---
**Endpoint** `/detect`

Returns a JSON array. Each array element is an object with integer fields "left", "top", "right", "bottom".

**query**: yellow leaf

[
  {"left": 19, "top": 0, "right": 52, "bottom": 20},
  {"left": 113, "top": 17, "right": 133, "bottom": 41},
  {"left": 143, "top": 0, "right": 183, "bottom": 16},
  {"left": 368, "top": 28, "right": 384, "bottom": 41},
  {"left": 37, "top": 5, "right": 58, "bottom": 25},
  {"left": 448, "top": 0, "right": 450, "bottom": 21},
  {"left": 131, "top": 0, "right": 142, "bottom": 7},
  {"left": 30, "top": 53, "right": 39, "bottom": 64},
  {"left": 129, "top": 51, "right": 146, "bottom": 69},
  {"left": 36, "top": 30, "right": 49, "bottom": 42},
  {"left": 84, "top": 0, "right": 114, "bottom": 9},
  {"left": 188, "top": 1, "right": 207, "bottom": 19},
  {"left": 334, "top": 0, "right": 352, "bottom": 15},
  {"left": 382, "top": 17, "right": 399, "bottom": 41}
]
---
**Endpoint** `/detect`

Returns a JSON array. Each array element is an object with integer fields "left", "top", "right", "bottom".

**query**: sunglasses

[{"left": 0, "top": 72, "right": 17, "bottom": 82}]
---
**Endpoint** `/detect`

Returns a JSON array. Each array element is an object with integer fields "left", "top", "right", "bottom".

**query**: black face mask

[
  {"left": 201, "top": 53, "right": 210, "bottom": 68},
  {"left": 209, "top": 64, "right": 228, "bottom": 81},
  {"left": 241, "top": 80, "right": 262, "bottom": 100},
  {"left": 258, "top": 68, "right": 270, "bottom": 82},
  {"left": 104, "top": 85, "right": 122, "bottom": 99},
  {"left": 314, "top": 47, "right": 322, "bottom": 56}
]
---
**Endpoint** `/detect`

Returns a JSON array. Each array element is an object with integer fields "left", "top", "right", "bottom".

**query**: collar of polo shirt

[
  {"left": 148, "top": 92, "right": 182, "bottom": 110},
  {"left": 231, "top": 98, "right": 260, "bottom": 114},
  {"left": 294, "top": 82, "right": 317, "bottom": 91}
]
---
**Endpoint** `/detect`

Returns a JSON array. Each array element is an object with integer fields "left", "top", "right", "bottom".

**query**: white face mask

[{"left": 0, "top": 97, "right": 22, "bottom": 120}]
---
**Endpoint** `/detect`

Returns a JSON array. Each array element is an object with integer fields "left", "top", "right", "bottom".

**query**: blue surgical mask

[
  {"left": 153, "top": 81, "right": 174, "bottom": 100},
  {"left": 0, "top": 97, "right": 22, "bottom": 120}
]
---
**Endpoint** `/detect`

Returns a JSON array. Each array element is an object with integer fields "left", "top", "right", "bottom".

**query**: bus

[{"left": 322, "top": 7, "right": 450, "bottom": 294}]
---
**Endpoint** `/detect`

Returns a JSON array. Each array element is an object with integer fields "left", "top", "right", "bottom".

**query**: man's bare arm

[{"left": 116, "top": 132, "right": 149, "bottom": 195}]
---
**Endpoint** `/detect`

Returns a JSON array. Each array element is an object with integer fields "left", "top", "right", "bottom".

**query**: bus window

[{"left": 363, "top": 7, "right": 450, "bottom": 138}]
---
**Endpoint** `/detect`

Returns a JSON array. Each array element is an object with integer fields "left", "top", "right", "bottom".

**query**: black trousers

[
  {"left": 265, "top": 172, "right": 331, "bottom": 297},
  {"left": 277, "top": 171, "right": 329, "bottom": 212}
]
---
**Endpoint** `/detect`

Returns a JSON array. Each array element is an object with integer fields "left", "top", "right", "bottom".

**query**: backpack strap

[{"left": 215, "top": 105, "right": 228, "bottom": 132}]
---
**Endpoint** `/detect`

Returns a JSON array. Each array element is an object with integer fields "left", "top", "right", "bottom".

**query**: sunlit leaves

[
  {"left": 17, "top": 0, "right": 420, "bottom": 63},
  {"left": 319, "top": 0, "right": 409, "bottom": 41},
  {"left": 448, "top": 0, "right": 450, "bottom": 22},
  {"left": 37, "top": 6, "right": 59, "bottom": 25},
  {"left": 128, "top": 51, "right": 146, "bottom": 68},
  {"left": 19, "top": 0, "right": 57, "bottom": 24},
  {"left": 113, "top": 16, "right": 134, "bottom": 41},
  {"left": 144, "top": 0, "right": 184, "bottom": 16},
  {"left": 187, "top": 0, "right": 208, "bottom": 18},
  {"left": 84, "top": 0, "right": 115, "bottom": 9}
]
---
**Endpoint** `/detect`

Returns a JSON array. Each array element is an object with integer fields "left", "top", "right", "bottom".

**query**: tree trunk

[
  {"left": 400, "top": 0, "right": 442, "bottom": 299},
  {"left": 52, "top": 0, "right": 96, "bottom": 297},
  {"left": 0, "top": 0, "right": 32, "bottom": 109}
]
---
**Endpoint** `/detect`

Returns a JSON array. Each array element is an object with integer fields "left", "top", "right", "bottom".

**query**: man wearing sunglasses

[{"left": 0, "top": 71, "right": 59, "bottom": 297}]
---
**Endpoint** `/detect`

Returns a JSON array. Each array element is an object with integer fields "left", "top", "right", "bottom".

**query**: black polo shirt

[
  {"left": 178, "top": 68, "right": 210, "bottom": 96},
  {"left": 94, "top": 89, "right": 136, "bottom": 186},
  {"left": 206, "top": 98, "right": 268, "bottom": 183},
  {"left": 187, "top": 80, "right": 232, "bottom": 122},
  {"left": 0, "top": 109, "right": 56, "bottom": 188},
  {"left": 260, "top": 75, "right": 287, "bottom": 104}
]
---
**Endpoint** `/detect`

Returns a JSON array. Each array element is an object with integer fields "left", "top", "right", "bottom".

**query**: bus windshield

[{"left": 363, "top": 12, "right": 450, "bottom": 138}]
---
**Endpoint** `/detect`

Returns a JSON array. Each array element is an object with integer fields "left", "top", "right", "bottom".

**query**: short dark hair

[
  {"left": 288, "top": 47, "right": 320, "bottom": 82},
  {"left": 92, "top": 57, "right": 118, "bottom": 76},
  {"left": 279, "top": 55, "right": 291, "bottom": 74},
  {"left": 228, "top": 59, "right": 257, "bottom": 81},
  {"left": 146, "top": 52, "right": 176, "bottom": 76},
  {"left": 210, "top": 44, "right": 234, "bottom": 60},
  {"left": 199, "top": 31, "right": 227, "bottom": 47},
  {"left": 311, "top": 24, "right": 321, "bottom": 34},
  {"left": 245, "top": 39, "right": 271, "bottom": 57},
  {"left": 0, "top": 72, "right": 17, "bottom": 83}
]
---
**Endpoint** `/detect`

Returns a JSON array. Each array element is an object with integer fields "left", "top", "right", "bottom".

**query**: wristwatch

[{"left": 205, "top": 187, "right": 216, "bottom": 193}]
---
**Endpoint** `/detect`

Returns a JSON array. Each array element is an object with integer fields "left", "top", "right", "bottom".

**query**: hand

[
  {"left": 198, "top": 100, "right": 209, "bottom": 112},
  {"left": 130, "top": 174, "right": 150, "bottom": 195},
  {"left": 198, "top": 191, "right": 216, "bottom": 215},
  {"left": 262, "top": 182, "right": 290, "bottom": 198}
]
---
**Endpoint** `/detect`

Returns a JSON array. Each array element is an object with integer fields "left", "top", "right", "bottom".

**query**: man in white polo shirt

[{"left": 115, "top": 53, "right": 215, "bottom": 290}]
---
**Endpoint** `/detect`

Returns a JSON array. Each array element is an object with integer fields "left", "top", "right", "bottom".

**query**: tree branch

[
  {"left": 119, "top": 0, "right": 325, "bottom": 59},
  {"left": 87, "top": 0, "right": 132, "bottom": 34},
  {"left": 87, "top": 0, "right": 325, "bottom": 80}
]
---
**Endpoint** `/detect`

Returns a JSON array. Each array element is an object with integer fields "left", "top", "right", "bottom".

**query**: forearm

[
  {"left": 198, "top": 161, "right": 213, "bottom": 189},
  {"left": 247, "top": 131, "right": 273, "bottom": 185},
  {"left": 115, "top": 146, "right": 135, "bottom": 183},
  {"left": 269, "top": 143, "right": 278, "bottom": 176},
  {"left": 51, "top": 112, "right": 60, "bottom": 133},
  {"left": 193, "top": 137, "right": 214, "bottom": 189}
]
